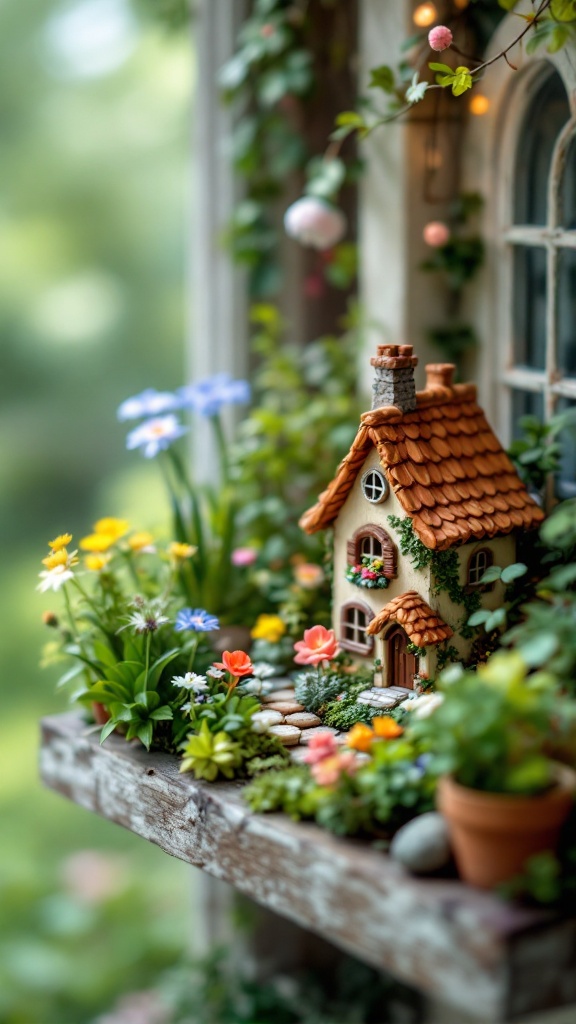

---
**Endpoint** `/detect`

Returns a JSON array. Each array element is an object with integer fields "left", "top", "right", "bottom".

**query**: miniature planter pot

[{"left": 437, "top": 767, "right": 576, "bottom": 889}]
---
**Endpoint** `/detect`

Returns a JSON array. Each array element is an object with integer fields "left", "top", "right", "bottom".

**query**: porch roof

[
  {"left": 366, "top": 591, "right": 453, "bottom": 648},
  {"left": 299, "top": 381, "right": 544, "bottom": 551}
]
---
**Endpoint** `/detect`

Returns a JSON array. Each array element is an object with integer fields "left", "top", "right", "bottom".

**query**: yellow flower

[
  {"left": 250, "top": 614, "right": 286, "bottom": 643},
  {"left": 42, "top": 548, "right": 79, "bottom": 570},
  {"left": 85, "top": 554, "right": 112, "bottom": 572},
  {"left": 79, "top": 533, "right": 116, "bottom": 553},
  {"left": 128, "top": 531, "right": 155, "bottom": 552},
  {"left": 93, "top": 517, "right": 130, "bottom": 539},
  {"left": 346, "top": 723, "right": 375, "bottom": 753},
  {"left": 168, "top": 541, "right": 197, "bottom": 560},
  {"left": 48, "top": 533, "right": 73, "bottom": 551}
]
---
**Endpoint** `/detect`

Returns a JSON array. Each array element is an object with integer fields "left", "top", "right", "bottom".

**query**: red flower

[
  {"left": 293, "top": 625, "right": 340, "bottom": 666},
  {"left": 215, "top": 650, "right": 254, "bottom": 678},
  {"left": 361, "top": 568, "right": 378, "bottom": 579}
]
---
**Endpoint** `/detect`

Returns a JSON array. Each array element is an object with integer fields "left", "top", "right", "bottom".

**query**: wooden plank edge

[{"left": 39, "top": 714, "right": 576, "bottom": 1021}]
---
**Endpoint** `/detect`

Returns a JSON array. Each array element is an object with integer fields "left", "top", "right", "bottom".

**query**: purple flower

[
  {"left": 125, "top": 415, "right": 188, "bottom": 458},
  {"left": 175, "top": 607, "right": 220, "bottom": 633},
  {"left": 177, "top": 374, "right": 250, "bottom": 418},
  {"left": 117, "top": 388, "right": 180, "bottom": 421}
]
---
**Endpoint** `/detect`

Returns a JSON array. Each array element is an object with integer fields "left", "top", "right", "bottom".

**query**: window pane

[
  {"left": 561, "top": 134, "right": 576, "bottom": 229},
  {"left": 556, "top": 398, "right": 576, "bottom": 499},
  {"left": 514, "top": 71, "right": 570, "bottom": 225},
  {"left": 557, "top": 249, "right": 576, "bottom": 375},
  {"left": 513, "top": 246, "right": 547, "bottom": 370},
  {"left": 511, "top": 389, "right": 544, "bottom": 438}
]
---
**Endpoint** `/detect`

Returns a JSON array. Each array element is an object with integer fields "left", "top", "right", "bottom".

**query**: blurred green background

[{"left": 1, "top": 1, "right": 194, "bottom": 1019}]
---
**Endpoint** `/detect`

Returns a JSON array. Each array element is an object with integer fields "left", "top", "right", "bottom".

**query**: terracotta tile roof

[
  {"left": 366, "top": 591, "right": 453, "bottom": 647},
  {"left": 299, "top": 380, "right": 544, "bottom": 551}
]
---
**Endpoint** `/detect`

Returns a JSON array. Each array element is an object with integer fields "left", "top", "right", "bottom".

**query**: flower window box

[{"left": 346, "top": 555, "right": 391, "bottom": 590}]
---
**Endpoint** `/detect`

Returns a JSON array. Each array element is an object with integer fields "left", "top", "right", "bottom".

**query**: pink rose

[
  {"left": 428, "top": 25, "right": 453, "bottom": 52},
  {"left": 293, "top": 624, "right": 340, "bottom": 665},
  {"left": 423, "top": 221, "right": 450, "bottom": 248},
  {"left": 284, "top": 197, "right": 347, "bottom": 250},
  {"left": 293, "top": 562, "right": 325, "bottom": 589},
  {"left": 361, "top": 568, "right": 378, "bottom": 580},
  {"left": 303, "top": 731, "right": 339, "bottom": 765}
]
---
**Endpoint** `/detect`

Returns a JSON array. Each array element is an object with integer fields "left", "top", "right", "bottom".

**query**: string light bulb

[
  {"left": 413, "top": 3, "right": 437, "bottom": 27},
  {"left": 470, "top": 94, "right": 490, "bottom": 116},
  {"left": 453, "top": 0, "right": 470, "bottom": 9}
]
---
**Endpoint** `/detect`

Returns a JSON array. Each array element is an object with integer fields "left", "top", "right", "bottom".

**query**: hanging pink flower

[
  {"left": 293, "top": 624, "right": 340, "bottom": 665},
  {"left": 428, "top": 25, "right": 453, "bottom": 52},
  {"left": 284, "top": 197, "right": 347, "bottom": 250},
  {"left": 423, "top": 221, "right": 450, "bottom": 248}
]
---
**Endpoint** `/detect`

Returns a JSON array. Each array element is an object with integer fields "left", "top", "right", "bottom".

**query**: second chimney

[
  {"left": 371, "top": 344, "right": 418, "bottom": 413},
  {"left": 425, "top": 363, "right": 455, "bottom": 390}
]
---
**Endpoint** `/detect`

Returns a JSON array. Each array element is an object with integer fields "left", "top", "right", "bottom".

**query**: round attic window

[{"left": 361, "top": 469, "right": 389, "bottom": 504}]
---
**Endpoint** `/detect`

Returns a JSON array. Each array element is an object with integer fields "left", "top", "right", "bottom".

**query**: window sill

[{"left": 40, "top": 713, "right": 576, "bottom": 1023}]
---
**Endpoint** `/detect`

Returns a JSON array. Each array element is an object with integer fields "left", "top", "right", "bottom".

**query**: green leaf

[
  {"left": 551, "top": 0, "right": 576, "bottom": 22},
  {"left": 519, "top": 633, "right": 559, "bottom": 667},
  {"left": 451, "top": 67, "right": 473, "bottom": 97},
  {"left": 498, "top": 0, "right": 522, "bottom": 9},
  {"left": 484, "top": 607, "right": 507, "bottom": 632},
  {"left": 149, "top": 705, "right": 173, "bottom": 721},
  {"left": 136, "top": 722, "right": 154, "bottom": 750},
  {"left": 146, "top": 648, "right": 181, "bottom": 690},
  {"left": 92, "top": 641, "right": 119, "bottom": 668},
  {"left": 99, "top": 720, "right": 118, "bottom": 743},
  {"left": 55, "top": 663, "right": 86, "bottom": 690},
  {"left": 468, "top": 609, "right": 490, "bottom": 627},
  {"left": 501, "top": 562, "right": 528, "bottom": 584},
  {"left": 368, "top": 65, "right": 395, "bottom": 93},
  {"left": 335, "top": 110, "right": 365, "bottom": 128},
  {"left": 428, "top": 62, "right": 453, "bottom": 74},
  {"left": 479, "top": 566, "right": 503, "bottom": 584}
]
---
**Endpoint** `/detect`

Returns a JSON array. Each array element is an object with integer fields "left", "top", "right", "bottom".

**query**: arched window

[
  {"left": 361, "top": 469, "right": 389, "bottom": 504},
  {"left": 340, "top": 601, "right": 374, "bottom": 655},
  {"left": 500, "top": 67, "right": 576, "bottom": 498},
  {"left": 346, "top": 525, "right": 397, "bottom": 578},
  {"left": 467, "top": 548, "right": 493, "bottom": 587}
]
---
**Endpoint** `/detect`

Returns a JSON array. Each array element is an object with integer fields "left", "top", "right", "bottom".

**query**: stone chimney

[
  {"left": 370, "top": 344, "right": 418, "bottom": 413},
  {"left": 425, "top": 363, "right": 456, "bottom": 389}
]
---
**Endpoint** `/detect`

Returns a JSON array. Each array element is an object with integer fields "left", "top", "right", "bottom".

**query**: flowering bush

[
  {"left": 346, "top": 555, "right": 391, "bottom": 590},
  {"left": 38, "top": 528, "right": 286, "bottom": 775}
]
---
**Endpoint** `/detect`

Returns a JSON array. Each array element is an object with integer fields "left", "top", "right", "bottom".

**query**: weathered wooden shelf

[{"left": 40, "top": 713, "right": 576, "bottom": 1022}]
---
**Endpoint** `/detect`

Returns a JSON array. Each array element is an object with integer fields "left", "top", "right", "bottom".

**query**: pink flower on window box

[
  {"left": 428, "top": 25, "right": 453, "bottom": 52},
  {"left": 361, "top": 568, "right": 378, "bottom": 580},
  {"left": 293, "top": 624, "right": 340, "bottom": 665},
  {"left": 284, "top": 197, "right": 347, "bottom": 250},
  {"left": 303, "top": 731, "right": 339, "bottom": 765}
]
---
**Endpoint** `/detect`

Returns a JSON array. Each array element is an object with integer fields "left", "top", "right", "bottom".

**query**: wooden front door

[{"left": 386, "top": 625, "right": 418, "bottom": 688}]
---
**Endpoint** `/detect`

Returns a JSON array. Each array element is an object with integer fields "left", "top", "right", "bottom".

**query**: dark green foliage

[
  {"left": 323, "top": 694, "right": 378, "bottom": 730},
  {"left": 508, "top": 408, "right": 576, "bottom": 500},
  {"left": 387, "top": 516, "right": 481, "bottom": 637},
  {"left": 294, "top": 669, "right": 346, "bottom": 714}
]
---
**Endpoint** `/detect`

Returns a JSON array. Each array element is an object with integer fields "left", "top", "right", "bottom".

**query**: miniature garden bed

[{"left": 40, "top": 712, "right": 576, "bottom": 1024}]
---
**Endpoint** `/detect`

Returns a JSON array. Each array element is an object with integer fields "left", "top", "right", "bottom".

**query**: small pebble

[
  {"left": 269, "top": 724, "right": 302, "bottom": 747},
  {"left": 285, "top": 712, "right": 322, "bottom": 729},
  {"left": 262, "top": 688, "right": 296, "bottom": 703},
  {"left": 389, "top": 812, "right": 452, "bottom": 874},
  {"left": 299, "top": 726, "right": 341, "bottom": 745},
  {"left": 265, "top": 700, "right": 305, "bottom": 715},
  {"left": 254, "top": 710, "right": 284, "bottom": 727}
]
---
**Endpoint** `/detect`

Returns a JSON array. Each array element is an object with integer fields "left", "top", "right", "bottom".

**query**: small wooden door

[{"left": 386, "top": 625, "right": 418, "bottom": 688}]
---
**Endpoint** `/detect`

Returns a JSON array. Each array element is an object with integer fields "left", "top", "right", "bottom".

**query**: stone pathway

[{"left": 356, "top": 686, "right": 412, "bottom": 709}]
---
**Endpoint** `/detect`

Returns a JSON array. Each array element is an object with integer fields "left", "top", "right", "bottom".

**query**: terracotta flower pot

[
  {"left": 437, "top": 767, "right": 576, "bottom": 889},
  {"left": 92, "top": 702, "right": 110, "bottom": 725}
]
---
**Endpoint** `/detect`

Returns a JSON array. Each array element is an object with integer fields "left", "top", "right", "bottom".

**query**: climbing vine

[{"left": 388, "top": 515, "right": 481, "bottom": 637}]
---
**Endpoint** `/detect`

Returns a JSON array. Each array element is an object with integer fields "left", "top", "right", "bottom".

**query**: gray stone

[
  {"left": 268, "top": 724, "right": 301, "bottom": 747},
  {"left": 262, "top": 688, "right": 296, "bottom": 703},
  {"left": 389, "top": 813, "right": 452, "bottom": 874},
  {"left": 299, "top": 726, "right": 341, "bottom": 745}
]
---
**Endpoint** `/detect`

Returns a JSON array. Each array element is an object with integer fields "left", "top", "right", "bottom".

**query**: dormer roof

[{"left": 299, "top": 356, "right": 544, "bottom": 551}]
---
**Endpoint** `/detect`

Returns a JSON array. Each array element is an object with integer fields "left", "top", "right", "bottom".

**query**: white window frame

[
  {"left": 462, "top": 21, "right": 576, "bottom": 441},
  {"left": 361, "top": 469, "right": 389, "bottom": 504}
]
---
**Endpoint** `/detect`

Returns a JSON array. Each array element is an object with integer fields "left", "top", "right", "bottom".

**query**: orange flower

[
  {"left": 215, "top": 650, "right": 254, "bottom": 678},
  {"left": 372, "top": 716, "right": 404, "bottom": 739},
  {"left": 346, "top": 723, "right": 375, "bottom": 753}
]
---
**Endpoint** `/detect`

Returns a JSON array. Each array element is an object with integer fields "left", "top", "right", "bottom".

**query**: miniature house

[{"left": 300, "top": 344, "right": 544, "bottom": 687}]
